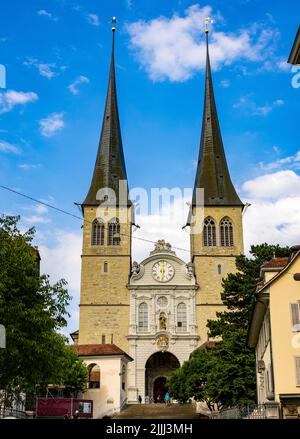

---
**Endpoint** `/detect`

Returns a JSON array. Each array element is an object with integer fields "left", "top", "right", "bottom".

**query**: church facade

[{"left": 73, "top": 28, "right": 244, "bottom": 418}]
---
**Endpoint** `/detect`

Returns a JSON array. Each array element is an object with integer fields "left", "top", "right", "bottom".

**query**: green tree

[
  {"left": 169, "top": 243, "right": 291, "bottom": 410},
  {"left": 0, "top": 215, "right": 73, "bottom": 408},
  {"left": 58, "top": 346, "right": 88, "bottom": 397}
]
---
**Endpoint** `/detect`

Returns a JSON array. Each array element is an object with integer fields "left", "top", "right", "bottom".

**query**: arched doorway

[
  {"left": 145, "top": 352, "right": 180, "bottom": 402},
  {"left": 153, "top": 377, "right": 167, "bottom": 403}
]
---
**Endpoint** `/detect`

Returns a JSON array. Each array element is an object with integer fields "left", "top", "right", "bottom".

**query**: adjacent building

[
  {"left": 247, "top": 246, "right": 300, "bottom": 419},
  {"left": 288, "top": 26, "right": 300, "bottom": 65}
]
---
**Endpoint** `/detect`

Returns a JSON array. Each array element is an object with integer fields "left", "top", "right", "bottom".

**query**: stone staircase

[{"left": 112, "top": 403, "right": 202, "bottom": 419}]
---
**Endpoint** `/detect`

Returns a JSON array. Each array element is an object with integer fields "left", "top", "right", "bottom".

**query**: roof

[
  {"left": 72, "top": 343, "right": 133, "bottom": 361},
  {"left": 261, "top": 257, "right": 289, "bottom": 269},
  {"left": 82, "top": 31, "right": 131, "bottom": 207},
  {"left": 192, "top": 32, "right": 243, "bottom": 208},
  {"left": 288, "top": 26, "right": 300, "bottom": 65}
]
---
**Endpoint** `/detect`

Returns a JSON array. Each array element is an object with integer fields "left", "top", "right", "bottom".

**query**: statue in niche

[{"left": 159, "top": 312, "right": 167, "bottom": 330}]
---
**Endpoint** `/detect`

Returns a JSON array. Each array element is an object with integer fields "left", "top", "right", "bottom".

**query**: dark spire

[
  {"left": 83, "top": 28, "right": 131, "bottom": 207},
  {"left": 192, "top": 30, "right": 243, "bottom": 207}
]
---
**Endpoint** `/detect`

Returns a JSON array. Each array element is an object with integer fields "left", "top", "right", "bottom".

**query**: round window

[{"left": 157, "top": 296, "right": 168, "bottom": 308}]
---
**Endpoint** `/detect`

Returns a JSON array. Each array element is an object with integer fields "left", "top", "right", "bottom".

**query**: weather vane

[
  {"left": 109, "top": 16, "right": 120, "bottom": 32},
  {"left": 204, "top": 17, "right": 214, "bottom": 33}
]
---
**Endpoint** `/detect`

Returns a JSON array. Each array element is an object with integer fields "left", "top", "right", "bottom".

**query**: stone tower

[
  {"left": 78, "top": 29, "right": 132, "bottom": 352},
  {"left": 188, "top": 30, "right": 244, "bottom": 343}
]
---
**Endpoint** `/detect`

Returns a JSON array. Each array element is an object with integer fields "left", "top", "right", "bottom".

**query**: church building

[{"left": 72, "top": 25, "right": 244, "bottom": 418}]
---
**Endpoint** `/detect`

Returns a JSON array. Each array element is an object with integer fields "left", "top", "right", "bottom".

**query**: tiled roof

[
  {"left": 261, "top": 257, "right": 289, "bottom": 269},
  {"left": 72, "top": 343, "right": 133, "bottom": 360}
]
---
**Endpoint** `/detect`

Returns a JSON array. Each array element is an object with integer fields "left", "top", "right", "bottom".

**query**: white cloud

[
  {"left": 233, "top": 95, "right": 284, "bottom": 116},
  {"left": 18, "top": 163, "right": 42, "bottom": 170},
  {"left": 220, "top": 79, "right": 230, "bottom": 88},
  {"left": 126, "top": 4, "right": 281, "bottom": 82},
  {"left": 24, "top": 58, "right": 59, "bottom": 79},
  {"left": 242, "top": 171, "right": 300, "bottom": 250},
  {"left": 0, "top": 140, "right": 21, "bottom": 154},
  {"left": 86, "top": 13, "right": 100, "bottom": 27},
  {"left": 0, "top": 90, "right": 38, "bottom": 114},
  {"left": 39, "top": 112, "right": 65, "bottom": 137},
  {"left": 68, "top": 75, "right": 90, "bottom": 95},
  {"left": 259, "top": 150, "right": 300, "bottom": 172},
  {"left": 22, "top": 204, "right": 50, "bottom": 224},
  {"left": 37, "top": 9, "right": 58, "bottom": 22}
]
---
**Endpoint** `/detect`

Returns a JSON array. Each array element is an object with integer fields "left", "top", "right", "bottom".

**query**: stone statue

[
  {"left": 186, "top": 262, "right": 194, "bottom": 277},
  {"left": 132, "top": 261, "right": 140, "bottom": 276},
  {"left": 150, "top": 239, "right": 175, "bottom": 255},
  {"left": 159, "top": 312, "right": 167, "bottom": 330}
]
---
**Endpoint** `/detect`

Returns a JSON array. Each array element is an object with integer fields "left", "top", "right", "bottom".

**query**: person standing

[
  {"left": 165, "top": 392, "right": 170, "bottom": 405},
  {"left": 138, "top": 395, "right": 142, "bottom": 404}
]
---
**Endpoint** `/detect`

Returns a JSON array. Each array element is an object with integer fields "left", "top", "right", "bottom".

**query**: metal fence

[
  {"left": 211, "top": 403, "right": 280, "bottom": 419},
  {"left": 0, "top": 408, "right": 28, "bottom": 419}
]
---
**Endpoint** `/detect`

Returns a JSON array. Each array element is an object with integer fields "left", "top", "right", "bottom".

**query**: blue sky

[{"left": 0, "top": 0, "right": 299, "bottom": 334}]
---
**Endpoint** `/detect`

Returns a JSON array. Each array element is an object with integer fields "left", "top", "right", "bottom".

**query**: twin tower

[{"left": 77, "top": 29, "right": 244, "bottom": 352}]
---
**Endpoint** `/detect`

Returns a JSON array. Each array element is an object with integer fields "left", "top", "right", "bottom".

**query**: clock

[{"left": 152, "top": 260, "right": 174, "bottom": 282}]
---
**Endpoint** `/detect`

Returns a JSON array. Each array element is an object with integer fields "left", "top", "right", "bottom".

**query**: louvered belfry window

[
  {"left": 108, "top": 218, "right": 121, "bottom": 246},
  {"left": 220, "top": 217, "right": 234, "bottom": 247},
  {"left": 203, "top": 217, "right": 216, "bottom": 247},
  {"left": 92, "top": 219, "right": 105, "bottom": 246}
]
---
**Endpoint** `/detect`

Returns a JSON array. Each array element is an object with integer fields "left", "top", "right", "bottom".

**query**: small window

[
  {"left": 122, "top": 365, "right": 126, "bottom": 391},
  {"left": 218, "top": 264, "right": 222, "bottom": 275},
  {"left": 104, "top": 262, "right": 108, "bottom": 273},
  {"left": 220, "top": 217, "right": 234, "bottom": 247},
  {"left": 295, "top": 357, "right": 300, "bottom": 386},
  {"left": 102, "top": 334, "right": 106, "bottom": 344},
  {"left": 290, "top": 303, "right": 300, "bottom": 332}
]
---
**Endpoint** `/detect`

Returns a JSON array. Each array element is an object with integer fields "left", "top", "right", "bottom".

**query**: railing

[
  {"left": 210, "top": 403, "right": 280, "bottom": 419},
  {"left": 0, "top": 408, "right": 28, "bottom": 419}
]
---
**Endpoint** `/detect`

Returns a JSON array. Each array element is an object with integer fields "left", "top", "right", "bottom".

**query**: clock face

[{"left": 152, "top": 260, "right": 174, "bottom": 282}]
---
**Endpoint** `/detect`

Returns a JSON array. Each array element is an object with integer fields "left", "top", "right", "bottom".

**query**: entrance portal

[
  {"left": 145, "top": 352, "right": 180, "bottom": 402},
  {"left": 153, "top": 377, "right": 167, "bottom": 403}
]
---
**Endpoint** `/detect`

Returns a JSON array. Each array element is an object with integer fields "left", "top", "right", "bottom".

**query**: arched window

[
  {"left": 203, "top": 217, "right": 216, "bottom": 247},
  {"left": 88, "top": 364, "right": 100, "bottom": 389},
  {"left": 220, "top": 217, "right": 234, "bottom": 247},
  {"left": 177, "top": 303, "right": 187, "bottom": 332},
  {"left": 92, "top": 219, "right": 104, "bottom": 246},
  {"left": 138, "top": 303, "right": 148, "bottom": 332},
  {"left": 108, "top": 218, "right": 121, "bottom": 246}
]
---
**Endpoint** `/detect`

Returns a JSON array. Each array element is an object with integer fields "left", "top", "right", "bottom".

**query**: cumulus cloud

[
  {"left": 233, "top": 95, "right": 284, "bottom": 116},
  {"left": 0, "top": 140, "right": 21, "bottom": 154},
  {"left": 24, "top": 58, "right": 61, "bottom": 79},
  {"left": 39, "top": 112, "right": 65, "bottom": 137},
  {"left": 259, "top": 150, "right": 300, "bottom": 172},
  {"left": 0, "top": 90, "right": 38, "bottom": 114},
  {"left": 86, "top": 13, "right": 100, "bottom": 26},
  {"left": 126, "top": 4, "right": 281, "bottom": 82},
  {"left": 68, "top": 75, "right": 90, "bottom": 95}
]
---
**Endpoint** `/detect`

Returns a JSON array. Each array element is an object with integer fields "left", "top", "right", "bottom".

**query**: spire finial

[{"left": 109, "top": 16, "right": 120, "bottom": 33}]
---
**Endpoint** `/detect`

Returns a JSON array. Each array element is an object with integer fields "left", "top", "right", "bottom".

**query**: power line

[{"left": 0, "top": 184, "right": 191, "bottom": 253}]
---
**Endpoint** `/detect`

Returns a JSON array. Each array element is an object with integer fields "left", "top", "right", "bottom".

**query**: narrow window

[
  {"left": 122, "top": 365, "right": 126, "bottom": 391},
  {"left": 290, "top": 303, "right": 300, "bottom": 331},
  {"left": 177, "top": 303, "right": 187, "bottom": 332},
  {"left": 102, "top": 334, "right": 106, "bottom": 344},
  {"left": 138, "top": 303, "right": 148, "bottom": 332},
  {"left": 108, "top": 218, "right": 121, "bottom": 246},
  {"left": 218, "top": 264, "right": 222, "bottom": 275},
  {"left": 220, "top": 217, "right": 234, "bottom": 246},
  {"left": 104, "top": 262, "right": 108, "bottom": 273},
  {"left": 203, "top": 217, "right": 216, "bottom": 247},
  {"left": 92, "top": 219, "right": 105, "bottom": 246}
]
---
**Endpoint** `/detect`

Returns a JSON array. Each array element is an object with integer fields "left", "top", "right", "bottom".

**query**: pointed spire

[
  {"left": 83, "top": 26, "right": 130, "bottom": 207},
  {"left": 192, "top": 29, "right": 243, "bottom": 207}
]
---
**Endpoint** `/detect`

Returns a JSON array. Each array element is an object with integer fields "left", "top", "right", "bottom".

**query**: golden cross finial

[
  {"left": 204, "top": 17, "right": 214, "bottom": 34},
  {"left": 109, "top": 16, "right": 120, "bottom": 32}
]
